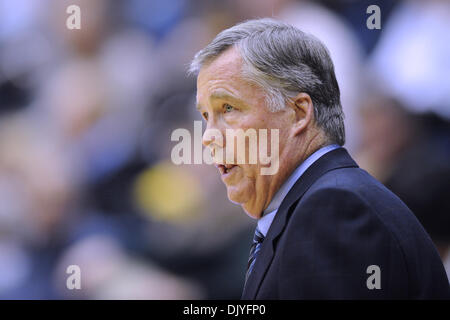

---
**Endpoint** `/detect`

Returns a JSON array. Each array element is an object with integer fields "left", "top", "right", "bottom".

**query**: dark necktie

[{"left": 245, "top": 227, "right": 265, "bottom": 283}]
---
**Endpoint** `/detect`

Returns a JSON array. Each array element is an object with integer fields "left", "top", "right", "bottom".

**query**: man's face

[{"left": 196, "top": 47, "right": 294, "bottom": 218}]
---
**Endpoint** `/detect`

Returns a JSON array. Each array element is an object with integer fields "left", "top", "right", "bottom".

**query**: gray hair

[{"left": 189, "top": 18, "right": 345, "bottom": 146}]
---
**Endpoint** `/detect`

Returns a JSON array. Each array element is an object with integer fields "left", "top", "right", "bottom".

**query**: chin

[
  {"left": 226, "top": 186, "right": 245, "bottom": 205},
  {"left": 227, "top": 189, "right": 261, "bottom": 219},
  {"left": 225, "top": 181, "right": 261, "bottom": 217},
  {"left": 241, "top": 204, "right": 262, "bottom": 220}
]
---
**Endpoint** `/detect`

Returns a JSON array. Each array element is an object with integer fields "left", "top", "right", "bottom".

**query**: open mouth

[{"left": 217, "top": 164, "right": 237, "bottom": 175}]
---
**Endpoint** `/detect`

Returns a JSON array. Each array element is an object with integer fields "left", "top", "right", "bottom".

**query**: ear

[{"left": 289, "top": 92, "right": 314, "bottom": 136}]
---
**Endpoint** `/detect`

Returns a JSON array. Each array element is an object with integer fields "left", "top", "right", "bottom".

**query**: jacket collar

[{"left": 242, "top": 147, "right": 359, "bottom": 299}]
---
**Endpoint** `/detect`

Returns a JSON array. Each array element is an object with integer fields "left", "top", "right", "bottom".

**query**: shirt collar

[{"left": 257, "top": 144, "right": 341, "bottom": 237}]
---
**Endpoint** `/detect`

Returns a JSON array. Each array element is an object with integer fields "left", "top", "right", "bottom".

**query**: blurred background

[{"left": 0, "top": 0, "right": 449, "bottom": 299}]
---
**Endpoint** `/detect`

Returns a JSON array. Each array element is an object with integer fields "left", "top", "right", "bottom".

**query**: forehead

[
  {"left": 198, "top": 47, "right": 243, "bottom": 83},
  {"left": 196, "top": 47, "right": 265, "bottom": 107}
]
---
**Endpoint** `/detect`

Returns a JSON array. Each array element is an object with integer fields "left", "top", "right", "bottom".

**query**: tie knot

[{"left": 253, "top": 228, "right": 264, "bottom": 244}]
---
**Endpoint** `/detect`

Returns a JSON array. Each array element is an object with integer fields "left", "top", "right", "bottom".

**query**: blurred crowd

[{"left": 0, "top": 0, "right": 449, "bottom": 299}]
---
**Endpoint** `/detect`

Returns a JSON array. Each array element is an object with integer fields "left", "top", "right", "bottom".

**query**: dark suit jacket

[{"left": 242, "top": 148, "right": 450, "bottom": 299}]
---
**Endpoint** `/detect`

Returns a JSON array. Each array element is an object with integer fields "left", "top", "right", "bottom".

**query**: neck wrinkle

[{"left": 261, "top": 129, "right": 325, "bottom": 215}]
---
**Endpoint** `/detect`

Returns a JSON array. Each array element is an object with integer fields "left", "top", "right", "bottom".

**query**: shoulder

[
  {"left": 291, "top": 166, "right": 433, "bottom": 257},
  {"left": 279, "top": 166, "right": 450, "bottom": 298},
  {"left": 276, "top": 168, "right": 409, "bottom": 298},
  {"left": 300, "top": 166, "right": 420, "bottom": 234},
  {"left": 285, "top": 167, "right": 400, "bottom": 248},
  {"left": 274, "top": 167, "right": 408, "bottom": 298}
]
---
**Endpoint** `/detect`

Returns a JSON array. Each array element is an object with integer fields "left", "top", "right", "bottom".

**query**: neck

[{"left": 261, "top": 130, "right": 327, "bottom": 214}]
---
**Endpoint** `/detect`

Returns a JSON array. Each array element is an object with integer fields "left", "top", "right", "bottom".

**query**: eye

[
  {"left": 224, "top": 104, "right": 234, "bottom": 113},
  {"left": 202, "top": 112, "right": 208, "bottom": 121}
]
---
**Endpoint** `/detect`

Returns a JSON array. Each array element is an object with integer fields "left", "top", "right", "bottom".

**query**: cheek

[
  {"left": 228, "top": 166, "right": 271, "bottom": 207},
  {"left": 240, "top": 163, "right": 258, "bottom": 179},
  {"left": 228, "top": 177, "right": 254, "bottom": 201},
  {"left": 227, "top": 168, "right": 256, "bottom": 204},
  {"left": 228, "top": 165, "right": 257, "bottom": 194}
]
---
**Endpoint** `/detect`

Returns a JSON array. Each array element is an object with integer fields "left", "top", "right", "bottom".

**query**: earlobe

[
  {"left": 291, "top": 93, "right": 313, "bottom": 136},
  {"left": 291, "top": 118, "right": 307, "bottom": 136}
]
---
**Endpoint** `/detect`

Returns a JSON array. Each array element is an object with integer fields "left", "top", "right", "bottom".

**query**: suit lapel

[{"left": 241, "top": 148, "right": 358, "bottom": 299}]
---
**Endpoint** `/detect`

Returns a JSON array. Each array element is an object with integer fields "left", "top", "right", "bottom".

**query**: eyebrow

[{"left": 196, "top": 90, "right": 242, "bottom": 111}]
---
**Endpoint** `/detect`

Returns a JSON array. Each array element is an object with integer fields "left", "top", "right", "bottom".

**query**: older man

[{"left": 189, "top": 19, "right": 450, "bottom": 299}]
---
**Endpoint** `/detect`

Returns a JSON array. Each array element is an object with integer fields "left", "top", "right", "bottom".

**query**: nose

[
  {"left": 202, "top": 127, "right": 213, "bottom": 148},
  {"left": 202, "top": 121, "right": 218, "bottom": 147},
  {"left": 202, "top": 126, "right": 215, "bottom": 160},
  {"left": 202, "top": 122, "right": 224, "bottom": 159}
]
